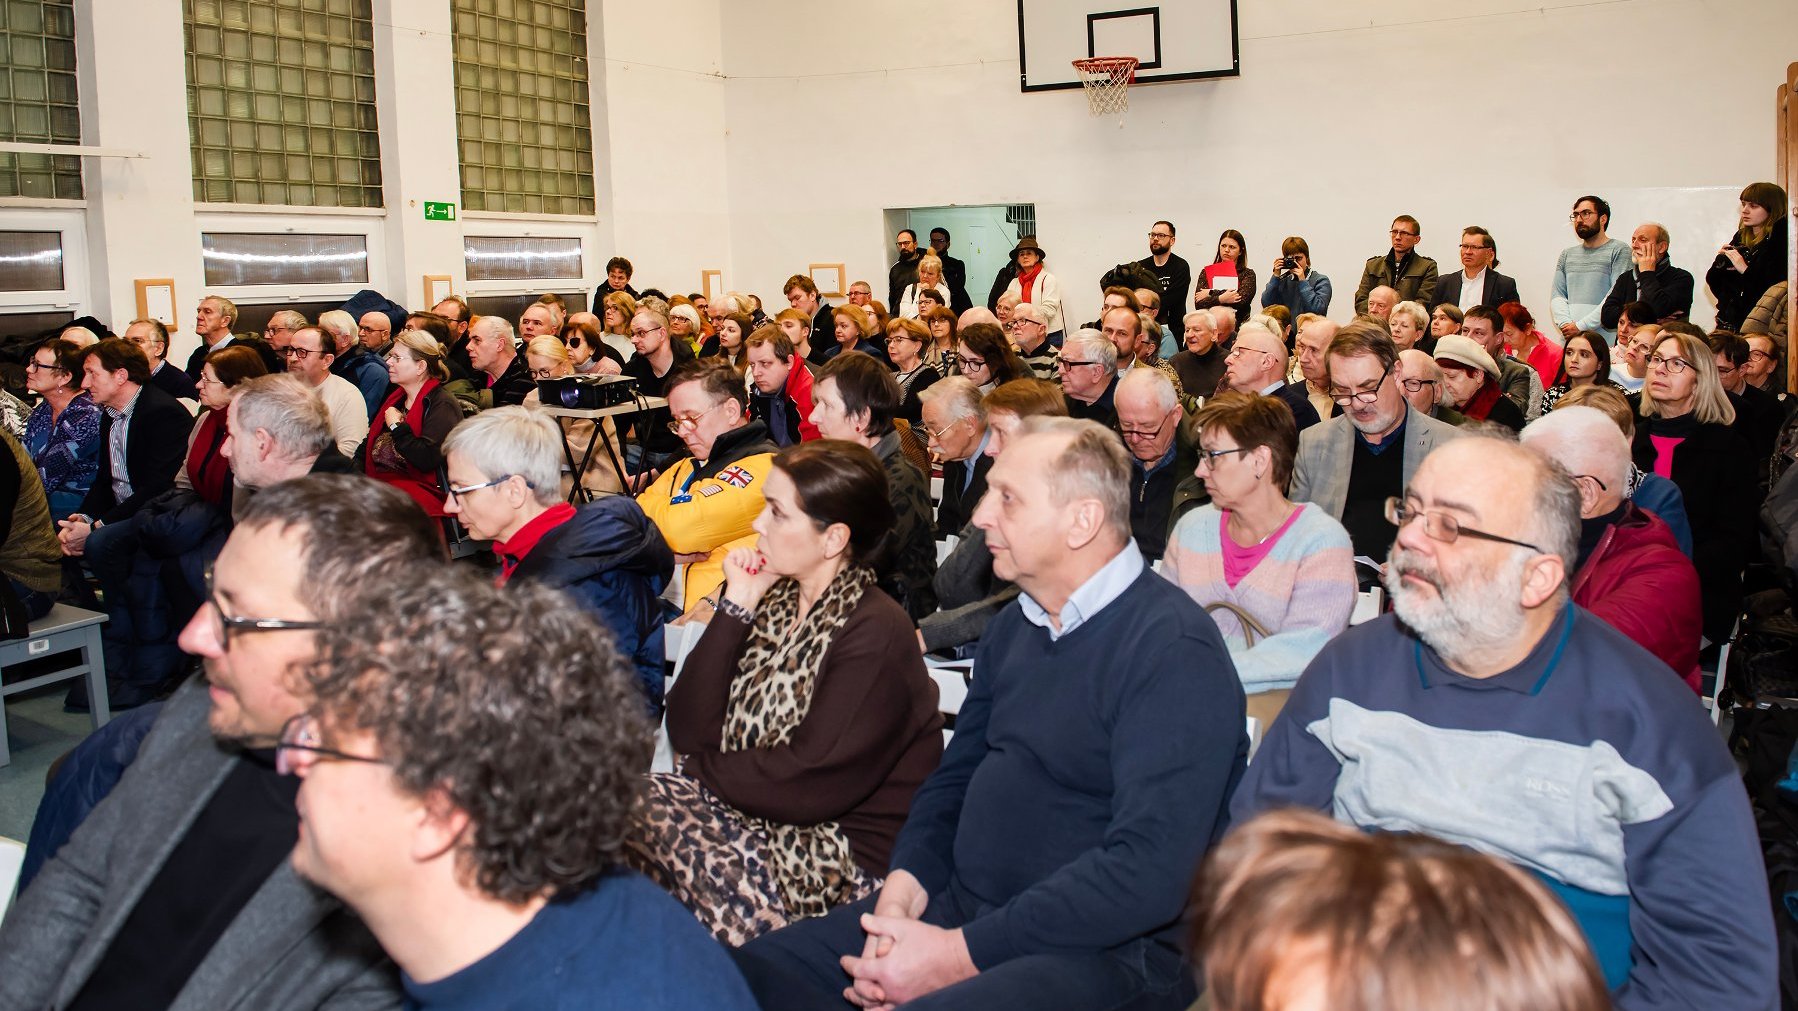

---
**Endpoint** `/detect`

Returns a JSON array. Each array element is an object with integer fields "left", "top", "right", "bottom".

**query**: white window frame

[
  {"left": 193, "top": 206, "right": 388, "bottom": 314},
  {"left": 459, "top": 216, "right": 598, "bottom": 301},
  {"left": 0, "top": 206, "right": 89, "bottom": 313}
]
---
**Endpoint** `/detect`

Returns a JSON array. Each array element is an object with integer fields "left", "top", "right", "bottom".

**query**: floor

[{"left": 0, "top": 686, "right": 94, "bottom": 844}]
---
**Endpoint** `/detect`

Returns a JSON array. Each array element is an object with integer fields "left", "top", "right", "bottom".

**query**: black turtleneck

[{"left": 1576, "top": 501, "right": 1628, "bottom": 570}]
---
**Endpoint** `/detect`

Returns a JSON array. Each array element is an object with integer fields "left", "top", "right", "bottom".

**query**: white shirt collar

[{"left": 1019, "top": 541, "right": 1145, "bottom": 640}]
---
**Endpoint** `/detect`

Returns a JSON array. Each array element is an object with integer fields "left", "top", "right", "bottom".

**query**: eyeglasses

[
  {"left": 357, "top": 326, "right": 388, "bottom": 336},
  {"left": 1328, "top": 361, "right": 1394, "bottom": 405},
  {"left": 196, "top": 375, "right": 224, "bottom": 389},
  {"left": 1383, "top": 497, "right": 1544, "bottom": 553},
  {"left": 1226, "top": 346, "right": 1272, "bottom": 361},
  {"left": 1120, "top": 415, "right": 1171, "bottom": 441},
  {"left": 665, "top": 398, "right": 732, "bottom": 434},
  {"left": 1147, "top": 231, "right": 1173, "bottom": 240},
  {"left": 1647, "top": 353, "right": 1691, "bottom": 374},
  {"left": 631, "top": 325, "right": 664, "bottom": 339},
  {"left": 25, "top": 361, "right": 65, "bottom": 373},
  {"left": 921, "top": 416, "right": 969, "bottom": 442},
  {"left": 1715, "top": 360, "right": 1738, "bottom": 375},
  {"left": 447, "top": 474, "right": 529, "bottom": 502},
  {"left": 1400, "top": 378, "right": 1438, "bottom": 393},
  {"left": 275, "top": 713, "right": 386, "bottom": 777},
  {"left": 278, "top": 346, "right": 319, "bottom": 359},
  {"left": 1195, "top": 446, "right": 1252, "bottom": 468},
  {"left": 1569, "top": 210, "right": 1599, "bottom": 220},
  {"left": 529, "top": 366, "right": 557, "bottom": 379},
  {"left": 203, "top": 562, "right": 324, "bottom": 646},
  {"left": 1390, "top": 229, "right": 1419, "bottom": 238},
  {"left": 1571, "top": 473, "right": 1609, "bottom": 492},
  {"left": 1056, "top": 358, "right": 1100, "bottom": 370},
  {"left": 1457, "top": 243, "right": 1490, "bottom": 252},
  {"left": 1748, "top": 349, "right": 1774, "bottom": 362},
  {"left": 958, "top": 356, "right": 987, "bottom": 371}
]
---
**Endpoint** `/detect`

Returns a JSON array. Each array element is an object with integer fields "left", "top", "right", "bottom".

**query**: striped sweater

[{"left": 1159, "top": 502, "right": 1357, "bottom": 693}]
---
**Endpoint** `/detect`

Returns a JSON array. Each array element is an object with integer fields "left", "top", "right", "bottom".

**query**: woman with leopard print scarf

[{"left": 626, "top": 441, "right": 945, "bottom": 945}]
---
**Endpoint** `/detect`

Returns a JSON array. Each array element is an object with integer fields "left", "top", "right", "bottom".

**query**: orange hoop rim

[{"left": 1071, "top": 56, "right": 1139, "bottom": 80}]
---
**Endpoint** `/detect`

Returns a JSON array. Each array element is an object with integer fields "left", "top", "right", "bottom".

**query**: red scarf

[
  {"left": 492, "top": 502, "right": 576, "bottom": 584},
  {"left": 1016, "top": 262, "right": 1043, "bottom": 303},
  {"left": 1463, "top": 378, "right": 1505, "bottom": 421},
  {"left": 365, "top": 378, "right": 447, "bottom": 517},
  {"left": 186, "top": 408, "right": 232, "bottom": 507}
]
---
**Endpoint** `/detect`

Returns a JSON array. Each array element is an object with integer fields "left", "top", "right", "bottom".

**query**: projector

[{"left": 535, "top": 374, "right": 640, "bottom": 410}]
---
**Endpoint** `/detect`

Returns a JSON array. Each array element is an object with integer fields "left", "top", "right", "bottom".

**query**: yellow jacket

[{"left": 638, "top": 448, "right": 775, "bottom": 608}]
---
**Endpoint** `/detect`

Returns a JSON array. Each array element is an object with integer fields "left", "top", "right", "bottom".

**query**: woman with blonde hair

[
  {"left": 600, "top": 289, "right": 639, "bottom": 361},
  {"left": 1632, "top": 324, "right": 1755, "bottom": 644},
  {"left": 1387, "top": 300, "right": 1430, "bottom": 351},
  {"left": 897, "top": 254, "right": 951, "bottom": 319},
  {"left": 668, "top": 303, "right": 705, "bottom": 353},
  {"left": 1707, "top": 181, "right": 1788, "bottom": 331},
  {"left": 521, "top": 333, "right": 622, "bottom": 496},
  {"left": 362, "top": 328, "right": 461, "bottom": 519}
]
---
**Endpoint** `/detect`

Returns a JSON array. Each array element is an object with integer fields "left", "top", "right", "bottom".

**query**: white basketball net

[{"left": 1072, "top": 57, "right": 1138, "bottom": 118}]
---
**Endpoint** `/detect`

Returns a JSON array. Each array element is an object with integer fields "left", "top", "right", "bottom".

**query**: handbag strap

[{"left": 1205, "top": 600, "right": 1272, "bottom": 646}]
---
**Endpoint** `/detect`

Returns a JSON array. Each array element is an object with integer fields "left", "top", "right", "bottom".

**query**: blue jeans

[{"left": 731, "top": 890, "right": 1196, "bottom": 1011}]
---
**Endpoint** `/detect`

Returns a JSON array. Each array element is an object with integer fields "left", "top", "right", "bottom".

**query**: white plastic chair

[
  {"left": 1351, "top": 587, "right": 1383, "bottom": 625},
  {"left": 663, "top": 621, "right": 707, "bottom": 691},
  {"left": 1244, "top": 716, "right": 1263, "bottom": 764},
  {"left": 935, "top": 535, "right": 959, "bottom": 566},
  {"left": 0, "top": 836, "right": 25, "bottom": 922},
  {"left": 1706, "top": 615, "right": 1740, "bottom": 726}
]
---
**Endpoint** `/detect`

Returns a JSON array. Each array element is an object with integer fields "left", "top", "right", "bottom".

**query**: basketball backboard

[{"left": 1017, "top": 0, "right": 1238, "bottom": 92}]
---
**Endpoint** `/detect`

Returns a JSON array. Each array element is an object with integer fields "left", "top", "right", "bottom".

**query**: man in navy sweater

[
  {"left": 734, "top": 418, "right": 1247, "bottom": 1010},
  {"left": 286, "top": 566, "right": 755, "bottom": 1010},
  {"left": 1233, "top": 434, "right": 1775, "bottom": 1011}
]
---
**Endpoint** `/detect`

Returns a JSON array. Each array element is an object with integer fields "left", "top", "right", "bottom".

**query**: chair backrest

[
  {"left": 664, "top": 620, "right": 707, "bottom": 689},
  {"left": 0, "top": 836, "right": 25, "bottom": 922},
  {"left": 1351, "top": 586, "right": 1384, "bottom": 625},
  {"left": 1245, "top": 715, "right": 1263, "bottom": 763}
]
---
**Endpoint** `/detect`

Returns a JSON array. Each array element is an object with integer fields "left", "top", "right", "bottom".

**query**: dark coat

[
  {"left": 938, "top": 252, "right": 973, "bottom": 314},
  {"left": 1706, "top": 220, "right": 1788, "bottom": 332},
  {"left": 148, "top": 362, "right": 198, "bottom": 402},
  {"left": 1354, "top": 251, "right": 1439, "bottom": 313},
  {"left": 80, "top": 384, "right": 195, "bottom": 524},
  {"left": 1600, "top": 257, "right": 1695, "bottom": 328},
  {"left": 1631, "top": 418, "right": 1757, "bottom": 642},
  {"left": 888, "top": 253, "right": 921, "bottom": 312},
  {"left": 1429, "top": 268, "right": 1521, "bottom": 311},
  {"left": 485, "top": 351, "right": 537, "bottom": 408},
  {"left": 184, "top": 335, "right": 280, "bottom": 382},
  {"left": 1271, "top": 381, "right": 1323, "bottom": 432},
  {"left": 935, "top": 448, "right": 992, "bottom": 539},
  {"left": 510, "top": 497, "right": 675, "bottom": 713}
]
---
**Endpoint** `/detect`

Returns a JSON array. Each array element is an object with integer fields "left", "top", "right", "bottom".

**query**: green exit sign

[{"left": 423, "top": 201, "right": 456, "bottom": 221}]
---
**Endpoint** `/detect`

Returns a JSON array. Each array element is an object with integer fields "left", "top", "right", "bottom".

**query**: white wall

[{"left": 716, "top": 0, "right": 1798, "bottom": 331}]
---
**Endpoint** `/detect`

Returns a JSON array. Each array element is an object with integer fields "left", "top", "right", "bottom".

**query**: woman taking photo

[
  {"left": 22, "top": 337, "right": 99, "bottom": 521},
  {"left": 1632, "top": 326, "right": 1756, "bottom": 646},
  {"left": 632, "top": 441, "right": 943, "bottom": 944},
  {"left": 955, "top": 322, "right": 1025, "bottom": 395},
  {"left": 1195, "top": 229, "right": 1258, "bottom": 325},
  {"left": 1498, "top": 301, "right": 1562, "bottom": 389},
  {"left": 884, "top": 317, "right": 940, "bottom": 424},
  {"left": 1706, "top": 182, "right": 1788, "bottom": 332},
  {"left": 1259, "top": 236, "right": 1331, "bottom": 321},
  {"left": 363, "top": 329, "right": 461, "bottom": 520},
  {"left": 521, "top": 334, "right": 623, "bottom": 496},
  {"left": 1160, "top": 393, "right": 1355, "bottom": 727},
  {"left": 1540, "top": 331, "right": 1624, "bottom": 412}
]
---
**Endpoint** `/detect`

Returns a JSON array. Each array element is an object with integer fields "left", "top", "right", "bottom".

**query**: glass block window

[
  {"left": 184, "top": 0, "right": 383, "bottom": 208},
  {"left": 201, "top": 232, "right": 370, "bottom": 286},
  {"left": 464, "top": 235, "right": 583, "bottom": 281},
  {"left": 451, "top": 0, "right": 596, "bottom": 216},
  {"left": 0, "top": 0, "right": 82, "bottom": 200}
]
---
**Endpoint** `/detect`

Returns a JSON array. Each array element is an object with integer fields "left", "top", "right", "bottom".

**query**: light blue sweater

[{"left": 1552, "top": 240, "right": 1632, "bottom": 342}]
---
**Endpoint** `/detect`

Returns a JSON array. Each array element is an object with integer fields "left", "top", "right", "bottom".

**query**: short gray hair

[
  {"left": 268, "top": 309, "right": 308, "bottom": 332},
  {"left": 1064, "top": 329, "right": 1118, "bottom": 376},
  {"left": 1019, "top": 416, "right": 1132, "bottom": 544},
  {"left": 232, "top": 373, "right": 334, "bottom": 461},
  {"left": 471, "top": 314, "right": 516, "bottom": 343},
  {"left": 318, "top": 309, "right": 356, "bottom": 344},
  {"left": 441, "top": 405, "right": 564, "bottom": 507},
  {"left": 1012, "top": 301, "right": 1044, "bottom": 326},
  {"left": 918, "top": 375, "right": 985, "bottom": 422},
  {"left": 1182, "top": 310, "right": 1216, "bottom": 332},
  {"left": 1518, "top": 406, "right": 1630, "bottom": 506},
  {"left": 1116, "top": 366, "right": 1178, "bottom": 413},
  {"left": 632, "top": 306, "right": 671, "bottom": 335}
]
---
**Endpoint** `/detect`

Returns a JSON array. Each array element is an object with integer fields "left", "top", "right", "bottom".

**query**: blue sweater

[
  {"left": 888, "top": 569, "right": 1246, "bottom": 987},
  {"left": 401, "top": 872, "right": 757, "bottom": 1010},
  {"left": 1233, "top": 606, "right": 1775, "bottom": 1011}
]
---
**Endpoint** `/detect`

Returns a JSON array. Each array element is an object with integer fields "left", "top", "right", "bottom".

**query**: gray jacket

[
  {"left": 0, "top": 680, "right": 400, "bottom": 1011},
  {"left": 1288, "top": 405, "right": 1463, "bottom": 520}
]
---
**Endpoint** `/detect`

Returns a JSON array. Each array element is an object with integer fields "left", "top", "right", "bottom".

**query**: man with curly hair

[{"left": 285, "top": 566, "right": 757, "bottom": 1008}]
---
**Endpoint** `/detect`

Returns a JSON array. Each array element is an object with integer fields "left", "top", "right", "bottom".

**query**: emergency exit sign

[{"left": 424, "top": 201, "right": 456, "bottom": 221}]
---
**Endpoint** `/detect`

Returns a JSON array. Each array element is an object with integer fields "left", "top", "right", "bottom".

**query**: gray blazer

[
  {"left": 1288, "top": 405, "right": 1464, "bottom": 519},
  {"left": 0, "top": 680, "right": 400, "bottom": 1011}
]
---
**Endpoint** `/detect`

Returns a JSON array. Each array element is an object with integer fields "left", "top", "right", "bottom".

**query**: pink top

[
  {"left": 1220, "top": 507, "right": 1303, "bottom": 588},
  {"left": 1507, "top": 331, "right": 1564, "bottom": 388},
  {"left": 1648, "top": 434, "right": 1683, "bottom": 479}
]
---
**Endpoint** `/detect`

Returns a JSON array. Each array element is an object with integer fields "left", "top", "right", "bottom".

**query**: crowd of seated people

[{"left": 0, "top": 184, "right": 1791, "bottom": 1011}]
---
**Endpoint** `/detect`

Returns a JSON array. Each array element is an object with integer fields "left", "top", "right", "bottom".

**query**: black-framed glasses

[
  {"left": 1120, "top": 414, "right": 1171, "bottom": 442},
  {"left": 1569, "top": 210, "right": 1599, "bottom": 220},
  {"left": 25, "top": 360, "right": 65, "bottom": 373},
  {"left": 1648, "top": 353, "right": 1691, "bottom": 374},
  {"left": 1195, "top": 446, "right": 1252, "bottom": 469},
  {"left": 277, "top": 346, "right": 318, "bottom": 359},
  {"left": 957, "top": 356, "right": 987, "bottom": 371},
  {"left": 1383, "top": 497, "right": 1544, "bottom": 553},
  {"left": 1328, "top": 361, "right": 1394, "bottom": 405},
  {"left": 1570, "top": 473, "right": 1609, "bottom": 492},
  {"left": 1056, "top": 358, "right": 1100, "bottom": 370},
  {"left": 1147, "top": 231, "right": 1173, "bottom": 240},
  {"left": 1390, "top": 229, "right": 1419, "bottom": 238},
  {"left": 275, "top": 713, "right": 387, "bottom": 777},
  {"left": 447, "top": 473, "right": 529, "bottom": 502},
  {"left": 1400, "top": 378, "right": 1438, "bottom": 393},
  {"left": 203, "top": 562, "right": 324, "bottom": 645}
]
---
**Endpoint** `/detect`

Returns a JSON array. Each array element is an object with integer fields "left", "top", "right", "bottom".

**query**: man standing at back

[
  {"left": 1552, "top": 195, "right": 1632, "bottom": 343},
  {"left": 1138, "top": 220, "right": 1191, "bottom": 331},
  {"left": 0, "top": 474, "right": 427, "bottom": 1009},
  {"left": 930, "top": 227, "right": 973, "bottom": 314},
  {"left": 888, "top": 229, "right": 922, "bottom": 311},
  {"left": 1600, "top": 223, "right": 1695, "bottom": 329},
  {"left": 1355, "top": 215, "right": 1438, "bottom": 314},
  {"left": 734, "top": 418, "right": 1245, "bottom": 1011},
  {"left": 1430, "top": 226, "right": 1519, "bottom": 311}
]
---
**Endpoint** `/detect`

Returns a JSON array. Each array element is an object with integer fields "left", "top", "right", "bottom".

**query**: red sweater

[{"left": 1571, "top": 504, "right": 1703, "bottom": 691}]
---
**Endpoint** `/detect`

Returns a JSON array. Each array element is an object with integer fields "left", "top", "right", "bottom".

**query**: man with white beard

[{"left": 1231, "top": 433, "right": 1774, "bottom": 1011}]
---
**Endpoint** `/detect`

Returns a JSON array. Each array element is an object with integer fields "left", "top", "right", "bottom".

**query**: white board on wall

[{"left": 1018, "top": 0, "right": 1239, "bottom": 91}]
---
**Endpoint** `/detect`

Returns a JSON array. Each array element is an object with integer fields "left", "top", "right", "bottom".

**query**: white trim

[
  {"left": 0, "top": 141, "right": 145, "bottom": 159},
  {"left": 0, "top": 207, "right": 89, "bottom": 313},
  {"left": 0, "top": 198, "right": 88, "bottom": 210},
  {"left": 195, "top": 203, "right": 388, "bottom": 218},
  {"left": 460, "top": 210, "right": 601, "bottom": 224}
]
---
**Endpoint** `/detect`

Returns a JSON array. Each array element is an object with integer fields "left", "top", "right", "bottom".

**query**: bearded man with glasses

[
  {"left": 0, "top": 474, "right": 436, "bottom": 1010},
  {"left": 1236, "top": 432, "right": 1776, "bottom": 1010},
  {"left": 1290, "top": 321, "right": 1462, "bottom": 566}
]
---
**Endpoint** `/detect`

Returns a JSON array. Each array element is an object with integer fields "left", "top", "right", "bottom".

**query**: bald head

[
  {"left": 1366, "top": 286, "right": 1399, "bottom": 322},
  {"left": 1209, "top": 305, "right": 1236, "bottom": 341},
  {"left": 1396, "top": 349, "right": 1443, "bottom": 414},
  {"left": 1519, "top": 406, "right": 1629, "bottom": 518},
  {"left": 1224, "top": 321, "right": 1288, "bottom": 393}
]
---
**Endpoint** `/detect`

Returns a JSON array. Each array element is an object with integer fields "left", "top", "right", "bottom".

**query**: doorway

[{"left": 883, "top": 204, "right": 1036, "bottom": 309}]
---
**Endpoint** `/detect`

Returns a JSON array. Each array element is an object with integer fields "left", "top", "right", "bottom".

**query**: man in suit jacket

[
  {"left": 1223, "top": 320, "right": 1321, "bottom": 432},
  {"left": 1289, "top": 322, "right": 1463, "bottom": 565},
  {"left": 0, "top": 475, "right": 429, "bottom": 1010},
  {"left": 1430, "top": 226, "right": 1521, "bottom": 311},
  {"left": 919, "top": 377, "right": 992, "bottom": 537},
  {"left": 1354, "top": 214, "right": 1439, "bottom": 314}
]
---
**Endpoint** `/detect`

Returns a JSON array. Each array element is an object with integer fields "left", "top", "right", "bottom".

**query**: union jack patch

[{"left": 718, "top": 466, "right": 755, "bottom": 488}]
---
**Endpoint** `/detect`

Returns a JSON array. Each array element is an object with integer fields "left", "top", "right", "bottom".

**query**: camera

[{"left": 1279, "top": 256, "right": 1299, "bottom": 271}]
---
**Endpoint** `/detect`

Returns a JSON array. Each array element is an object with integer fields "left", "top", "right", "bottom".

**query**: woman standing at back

[{"left": 1707, "top": 182, "right": 1788, "bottom": 332}]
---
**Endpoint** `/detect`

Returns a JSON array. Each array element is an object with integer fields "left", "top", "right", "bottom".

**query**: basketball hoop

[{"left": 1071, "top": 57, "right": 1138, "bottom": 120}]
